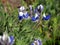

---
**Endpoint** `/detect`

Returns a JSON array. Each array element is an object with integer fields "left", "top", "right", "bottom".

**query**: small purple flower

[
  {"left": 31, "top": 16, "right": 36, "bottom": 21},
  {"left": 23, "top": 12, "right": 30, "bottom": 19},
  {"left": 0, "top": 32, "right": 15, "bottom": 45},
  {"left": 18, "top": 12, "right": 24, "bottom": 20},
  {"left": 31, "top": 13, "right": 39, "bottom": 22},
  {"left": 42, "top": 13, "right": 51, "bottom": 20},
  {"left": 31, "top": 39, "right": 42, "bottom": 45},
  {"left": 18, "top": 16, "right": 23, "bottom": 20}
]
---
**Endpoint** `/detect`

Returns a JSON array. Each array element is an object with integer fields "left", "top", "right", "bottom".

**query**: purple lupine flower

[
  {"left": 42, "top": 13, "right": 51, "bottom": 20},
  {"left": 0, "top": 32, "right": 15, "bottom": 45},
  {"left": 23, "top": 12, "right": 30, "bottom": 19},
  {"left": 31, "top": 13, "right": 39, "bottom": 22},
  {"left": 31, "top": 16, "right": 36, "bottom": 21},
  {"left": 31, "top": 39, "right": 42, "bottom": 45},
  {"left": 18, "top": 12, "right": 24, "bottom": 20}
]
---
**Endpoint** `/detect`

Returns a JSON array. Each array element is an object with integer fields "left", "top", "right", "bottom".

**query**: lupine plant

[
  {"left": 0, "top": 31, "right": 14, "bottom": 45},
  {"left": 31, "top": 39, "right": 42, "bottom": 45},
  {"left": 0, "top": 0, "right": 60, "bottom": 45}
]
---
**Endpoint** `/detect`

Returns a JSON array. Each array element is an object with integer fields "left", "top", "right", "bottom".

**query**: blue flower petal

[
  {"left": 43, "top": 14, "right": 50, "bottom": 20},
  {"left": 31, "top": 39, "right": 42, "bottom": 45},
  {"left": 38, "top": 40, "right": 42, "bottom": 45},
  {"left": 18, "top": 15, "right": 23, "bottom": 20},
  {"left": 31, "top": 16, "right": 36, "bottom": 21},
  {"left": 23, "top": 13, "right": 29, "bottom": 18},
  {"left": 10, "top": 36, "right": 14, "bottom": 44},
  {"left": 32, "top": 16, "right": 39, "bottom": 21},
  {"left": 36, "top": 16, "right": 39, "bottom": 20}
]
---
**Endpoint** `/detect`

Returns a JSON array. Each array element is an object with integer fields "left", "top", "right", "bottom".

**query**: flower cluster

[
  {"left": 18, "top": 4, "right": 51, "bottom": 22},
  {"left": 0, "top": 32, "right": 14, "bottom": 45},
  {"left": 31, "top": 39, "right": 42, "bottom": 45},
  {"left": 18, "top": 6, "right": 30, "bottom": 22}
]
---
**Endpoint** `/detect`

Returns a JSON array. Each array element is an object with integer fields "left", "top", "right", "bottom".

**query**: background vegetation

[{"left": 0, "top": 0, "right": 60, "bottom": 45}]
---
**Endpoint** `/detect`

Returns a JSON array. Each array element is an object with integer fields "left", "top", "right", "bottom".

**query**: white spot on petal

[
  {"left": 37, "top": 5, "right": 40, "bottom": 9},
  {"left": 43, "top": 13, "right": 46, "bottom": 17},
  {"left": 35, "top": 13, "right": 39, "bottom": 18},
  {"left": 19, "top": 12, "right": 24, "bottom": 16},
  {"left": 2, "top": 32, "right": 8, "bottom": 41},
  {"left": 40, "top": 4, "right": 44, "bottom": 11},
  {"left": 0, "top": 36, "right": 2, "bottom": 39}
]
